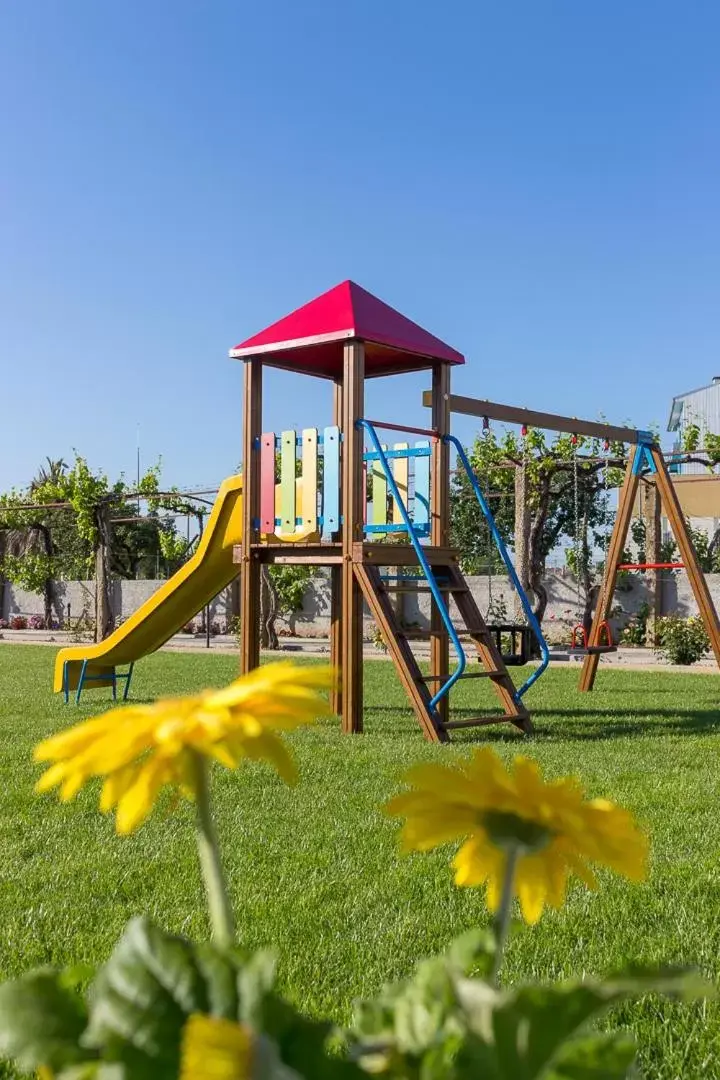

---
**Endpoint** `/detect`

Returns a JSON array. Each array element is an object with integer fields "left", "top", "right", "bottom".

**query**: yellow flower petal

[
  {"left": 238, "top": 730, "right": 298, "bottom": 785},
  {"left": 34, "top": 663, "right": 331, "bottom": 833},
  {"left": 180, "top": 1014, "right": 253, "bottom": 1079},
  {"left": 116, "top": 757, "right": 171, "bottom": 835},
  {"left": 515, "top": 853, "right": 551, "bottom": 925},
  {"left": 34, "top": 761, "right": 68, "bottom": 794},
  {"left": 99, "top": 762, "right": 140, "bottom": 814},
  {"left": 387, "top": 747, "right": 649, "bottom": 924}
]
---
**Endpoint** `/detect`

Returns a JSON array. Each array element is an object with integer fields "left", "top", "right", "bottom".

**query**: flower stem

[
  {"left": 491, "top": 846, "right": 519, "bottom": 986},
  {"left": 192, "top": 752, "right": 235, "bottom": 948}
]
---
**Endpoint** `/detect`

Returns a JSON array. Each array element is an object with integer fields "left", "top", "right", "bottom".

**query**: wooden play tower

[{"left": 230, "top": 281, "right": 532, "bottom": 742}]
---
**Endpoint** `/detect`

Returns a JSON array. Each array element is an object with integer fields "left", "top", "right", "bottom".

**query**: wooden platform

[{"left": 233, "top": 543, "right": 460, "bottom": 566}]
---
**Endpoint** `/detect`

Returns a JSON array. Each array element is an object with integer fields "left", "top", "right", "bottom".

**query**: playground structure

[
  {"left": 53, "top": 279, "right": 720, "bottom": 736},
  {"left": 231, "top": 280, "right": 546, "bottom": 742}
]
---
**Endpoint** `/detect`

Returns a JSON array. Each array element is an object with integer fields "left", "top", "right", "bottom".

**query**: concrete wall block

[{"left": 4, "top": 568, "right": 720, "bottom": 636}]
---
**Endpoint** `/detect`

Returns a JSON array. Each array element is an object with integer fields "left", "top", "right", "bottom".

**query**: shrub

[
  {"left": 210, "top": 620, "right": 223, "bottom": 635},
  {"left": 656, "top": 615, "right": 709, "bottom": 665},
  {"left": 620, "top": 601, "right": 651, "bottom": 647},
  {"left": 0, "top": 618, "right": 8, "bottom": 630},
  {"left": 9, "top": 615, "right": 28, "bottom": 630},
  {"left": 181, "top": 622, "right": 197, "bottom": 634},
  {"left": 28, "top": 614, "right": 45, "bottom": 630}
]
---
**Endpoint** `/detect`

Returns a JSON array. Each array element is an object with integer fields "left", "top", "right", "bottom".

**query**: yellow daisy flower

[
  {"left": 386, "top": 748, "right": 648, "bottom": 924},
  {"left": 180, "top": 1014, "right": 254, "bottom": 1079},
  {"left": 35, "top": 663, "right": 334, "bottom": 835}
]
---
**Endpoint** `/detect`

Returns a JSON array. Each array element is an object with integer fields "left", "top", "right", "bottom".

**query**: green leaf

[
  {"left": 194, "top": 943, "right": 241, "bottom": 1020},
  {"left": 236, "top": 948, "right": 278, "bottom": 1027},
  {"left": 261, "top": 994, "right": 363, "bottom": 1079},
  {"left": 0, "top": 968, "right": 91, "bottom": 1072},
  {"left": 56, "top": 1065, "right": 125, "bottom": 1080},
  {"left": 548, "top": 1033, "right": 637, "bottom": 1079},
  {"left": 84, "top": 916, "right": 210, "bottom": 1078},
  {"left": 446, "top": 927, "right": 496, "bottom": 980},
  {"left": 457, "top": 966, "right": 711, "bottom": 1080}
]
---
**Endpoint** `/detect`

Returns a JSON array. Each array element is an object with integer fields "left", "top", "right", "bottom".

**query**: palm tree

[{"left": 30, "top": 457, "right": 68, "bottom": 493}]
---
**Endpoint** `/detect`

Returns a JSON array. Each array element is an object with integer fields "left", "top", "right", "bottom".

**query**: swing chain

[
  {"left": 572, "top": 438, "right": 582, "bottom": 605},
  {"left": 596, "top": 441, "right": 613, "bottom": 619}
]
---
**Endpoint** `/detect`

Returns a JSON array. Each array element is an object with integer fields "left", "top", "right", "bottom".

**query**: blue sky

[{"left": 2, "top": 1, "right": 719, "bottom": 493}]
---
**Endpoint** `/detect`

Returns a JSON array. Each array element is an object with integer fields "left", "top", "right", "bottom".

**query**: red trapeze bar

[
  {"left": 617, "top": 562, "right": 685, "bottom": 571},
  {"left": 363, "top": 419, "right": 440, "bottom": 439}
]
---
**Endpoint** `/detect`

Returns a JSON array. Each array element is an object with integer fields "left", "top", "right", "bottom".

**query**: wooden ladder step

[
  {"left": 381, "top": 583, "right": 462, "bottom": 593},
  {"left": 401, "top": 627, "right": 489, "bottom": 639},
  {"left": 443, "top": 715, "right": 528, "bottom": 730}
]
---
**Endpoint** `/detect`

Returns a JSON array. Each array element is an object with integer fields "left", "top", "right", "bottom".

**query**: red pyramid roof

[{"left": 229, "top": 280, "right": 464, "bottom": 378}]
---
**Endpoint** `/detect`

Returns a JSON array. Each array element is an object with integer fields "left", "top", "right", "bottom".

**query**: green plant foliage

[
  {"left": 0, "top": 552, "right": 55, "bottom": 594},
  {"left": 0, "top": 455, "right": 208, "bottom": 597},
  {"left": 0, "top": 918, "right": 707, "bottom": 1079},
  {"left": 0, "top": 917, "right": 362, "bottom": 1080},
  {"left": 450, "top": 427, "right": 626, "bottom": 621},
  {"left": 350, "top": 931, "right": 707, "bottom": 1079},
  {"left": 656, "top": 616, "right": 710, "bottom": 666},
  {"left": 269, "top": 566, "right": 312, "bottom": 616},
  {"left": 0, "top": 968, "right": 91, "bottom": 1074},
  {"left": 681, "top": 423, "right": 702, "bottom": 453},
  {"left": 620, "top": 601, "right": 651, "bottom": 647}
]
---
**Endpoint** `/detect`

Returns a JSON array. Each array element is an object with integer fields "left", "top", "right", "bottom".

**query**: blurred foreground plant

[{"left": 0, "top": 669, "right": 711, "bottom": 1079}]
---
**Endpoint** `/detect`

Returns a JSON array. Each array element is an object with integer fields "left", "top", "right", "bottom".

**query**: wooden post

[
  {"left": 330, "top": 378, "right": 343, "bottom": 715},
  {"left": 239, "top": 358, "right": 262, "bottom": 675},
  {"left": 94, "top": 502, "right": 114, "bottom": 641},
  {"left": 579, "top": 447, "right": 642, "bottom": 691},
  {"left": 430, "top": 362, "right": 451, "bottom": 727},
  {"left": 341, "top": 342, "right": 365, "bottom": 733},
  {"left": 651, "top": 445, "right": 720, "bottom": 666}
]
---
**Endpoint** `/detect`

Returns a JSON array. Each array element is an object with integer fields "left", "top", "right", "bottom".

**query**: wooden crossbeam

[{"left": 422, "top": 391, "right": 655, "bottom": 445}]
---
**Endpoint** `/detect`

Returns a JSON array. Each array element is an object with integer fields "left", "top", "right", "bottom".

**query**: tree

[{"left": 450, "top": 427, "right": 628, "bottom": 628}]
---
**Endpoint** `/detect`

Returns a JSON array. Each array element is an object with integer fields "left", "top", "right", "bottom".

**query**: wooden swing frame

[{"left": 422, "top": 393, "right": 720, "bottom": 688}]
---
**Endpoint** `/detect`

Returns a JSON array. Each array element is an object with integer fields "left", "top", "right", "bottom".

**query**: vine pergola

[{"left": 0, "top": 487, "right": 214, "bottom": 639}]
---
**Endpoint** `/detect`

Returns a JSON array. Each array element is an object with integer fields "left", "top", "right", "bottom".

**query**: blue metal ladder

[
  {"left": 356, "top": 420, "right": 531, "bottom": 741},
  {"left": 446, "top": 435, "right": 550, "bottom": 698}
]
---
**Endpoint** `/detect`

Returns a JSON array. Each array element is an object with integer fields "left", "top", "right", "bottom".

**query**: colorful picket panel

[
  {"left": 322, "top": 426, "right": 340, "bottom": 536},
  {"left": 256, "top": 429, "right": 431, "bottom": 540},
  {"left": 280, "top": 430, "right": 296, "bottom": 533},
  {"left": 301, "top": 428, "right": 318, "bottom": 530},
  {"left": 260, "top": 433, "right": 276, "bottom": 533},
  {"left": 371, "top": 446, "right": 388, "bottom": 528}
]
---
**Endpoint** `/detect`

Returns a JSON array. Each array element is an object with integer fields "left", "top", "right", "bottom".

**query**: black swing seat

[{"left": 485, "top": 623, "right": 533, "bottom": 667}]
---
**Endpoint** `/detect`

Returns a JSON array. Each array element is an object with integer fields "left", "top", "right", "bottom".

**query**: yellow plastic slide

[{"left": 54, "top": 474, "right": 244, "bottom": 696}]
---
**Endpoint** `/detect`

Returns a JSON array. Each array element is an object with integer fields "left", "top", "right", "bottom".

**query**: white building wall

[{"left": 673, "top": 382, "right": 720, "bottom": 475}]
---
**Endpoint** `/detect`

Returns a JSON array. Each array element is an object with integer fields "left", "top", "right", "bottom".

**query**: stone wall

[{"left": 2, "top": 568, "right": 716, "bottom": 638}]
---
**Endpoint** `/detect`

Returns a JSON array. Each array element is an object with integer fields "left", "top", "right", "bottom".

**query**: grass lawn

[{"left": 1, "top": 644, "right": 720, "bottom": 1077}]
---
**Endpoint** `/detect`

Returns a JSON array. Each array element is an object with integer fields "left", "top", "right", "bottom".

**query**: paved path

[{"left": 1, "top": 630, "right": 718, "bottom": 674}]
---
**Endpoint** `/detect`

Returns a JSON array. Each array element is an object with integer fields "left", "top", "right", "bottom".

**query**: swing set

[{"left": 423, "top": 392, "right": 720, "bottom": 690}]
